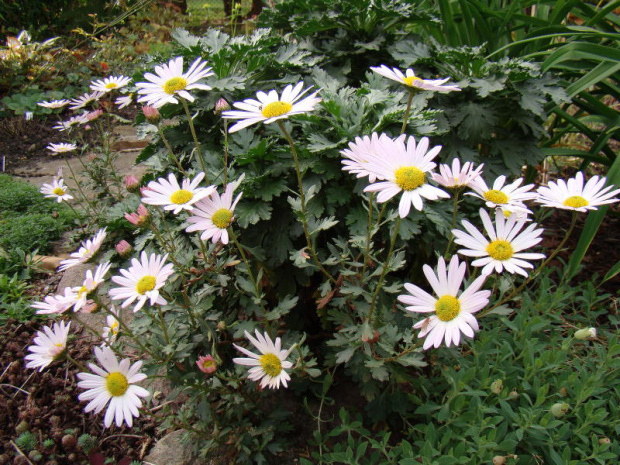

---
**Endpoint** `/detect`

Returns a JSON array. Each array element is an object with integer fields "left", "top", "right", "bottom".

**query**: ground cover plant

[{"left": 2, "top": 1, "right": 619, "bottom": 464}]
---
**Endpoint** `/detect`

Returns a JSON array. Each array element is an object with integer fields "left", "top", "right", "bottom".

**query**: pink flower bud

[
  {"left": 214, "top": 98, "right": 230, "bottom": 113},
  {"left": 124, "top": 204, "right": 149, "bottom": 226},
  {"left": 124, "top": 175, "right": 140, "bottom": 192},
  {"left": 86, "top": 109, "right": 103, "bottom": 122},
  {"left": 115, "top": 240, "right": 132, "bottom": 257},
  {"left": 142, "top": 106, "right": 160, "bottom": 124},
  {"left": 196, "top": 355, "right": 217, "bottom": 374},
  {"left": 81, "top": 300, "right": 98, "bottom": 313}
]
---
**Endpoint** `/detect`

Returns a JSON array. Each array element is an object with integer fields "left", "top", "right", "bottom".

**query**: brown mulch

[{"left": 0, "top": 319, "right": 161, "bottom": 465}]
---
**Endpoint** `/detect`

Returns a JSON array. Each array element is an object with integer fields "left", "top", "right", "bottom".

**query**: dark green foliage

[{"left": 15, "top": 431, "right": 38, "bottom": 452}]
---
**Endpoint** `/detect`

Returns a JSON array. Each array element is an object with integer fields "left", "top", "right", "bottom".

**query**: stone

[{"left": 143, "top": 430, "right": 199, "bottom": 465}]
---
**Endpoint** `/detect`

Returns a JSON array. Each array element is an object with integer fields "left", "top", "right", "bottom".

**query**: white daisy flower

[
  {"left": 90, "top": 75, "right": 131, "bottom": 93},
  {"left": 32, "top": 287, "right": 78, "bottom": 315},
  {"left": 453, "top": 208, "right": 545, "bottom": 277},
  {"left": 370, "top": 65, "right": 461, "bottom": 92},
  {"left": 341, "top": 133, "right": 405, "bottom": 183},
  {"left": 185, "top": 174, "right": 244, "bottom": 245},
  {"left": 135, "top": 56, "right": 213, "bottom": 108},
  {"left": 72, "top": 262, "right": 112, "bottom": 311},
  {"left": 398, "top": 256, "right": 490, "bottom": 349},
  {"left": 47, "top": 142, "right": 77, "bottom": 154},
  {"left": 58, "top": 228, "right": 108, "bottom": 271},
  {"left": 115, "top": 95, "right": 133, "bottom": 109},
  {"left": 40, "top": 177, "right": 73, "bottom": 203},
  {"left": 468, "top": 175, "right": 537, "bottom": 214},
  {"left": 536, "top": 172, "right": 620, "bottom": 212},
  {"left": 222, "top": 82, "right": 321, "bottom": 133},
  {"left": 108, "top": 252, "right": 175, "bottom": 312},
  {"left": 431, "top": 158, "right": 484, "bottom": 189},
  {"left": 233, "top": 330, "right": 295, "bottom": 389},
  {"left": 77, "top": 346, "right": 149, "bottom": 428},
  {"left": 69, "top": 91, "right": 104, "bottom": 110},
  {"left": 141, "top": 172, "right": 215, "bottom": 215},
  {"left": 37, "top": 99, "right": 70, "bottom": 109},
  {"left": 101, "top": 306, "right": 121, "bottom": 346},
  {"left": 53, "top": 113, "right": 89, "bottom": 131},
  {"left": 25, "top": 321, "right": 71, "bottom": 371},
  {"left": 362, "top": 135, "right": 450, "bottom": 217}
]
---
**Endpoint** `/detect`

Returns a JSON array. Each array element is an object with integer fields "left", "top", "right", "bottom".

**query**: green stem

[
  {"left": 181, "top": 98, "right": 208, "bottom": 181},
  {"left": 479, "top": 211, "right": 579, "bottom": 318},
  {"left": 400, "top": 91, "right": 415, "bottom": 135},
  {"left": 277, "top": 121, "right": 337, "bottom": 285},
  {"left": 157, "top": 307, "right": 170, "bottom": 345},
  {"left": 61, "top": 153, "right": 98, "bottom": 219},
  {"left": 157, "top": 125, "right": 186, "bottom": 175},
  {"left": 367, "top": 216, "right": 402, "bottom": 324},
  {"left": 230, "top": 228, "right": 268, "bottom": 317},
  {"left": 444, "top": 190, "right": 461, "bottom": 258},
  {"left": 361, "top": 193, "right": 375, "bottom": 279},
  {"left": 222, "top": 119, "right": 230, "bottom": 185}
]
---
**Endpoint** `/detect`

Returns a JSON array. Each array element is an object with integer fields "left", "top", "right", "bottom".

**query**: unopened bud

[
  {"left": 115, "top": 240, "right": 132, "bottom": 257},
  {"left": 574, "top": 327, "right": 597, "bottom": 340},
  {"left": 490, "top": 379, "right": 503, "bottom": 394},
  {"left": 216, "top": 321, "right": 227, "bottom": 332},
  {"left": 508, "top": 390, "right": 519, "bottom": 400},
  {"left": 124, "top": 175, "right": 140, "bottom": 192},
  {"left": 214, "top": 98, "right": 230, "bottom": 114},
  {"left": 559, "top": 387, "right": 568, "bottom": 397},
  {"left": 598, "top": 437, "right": 611, "bottom": 445},
  {"left": 550, "top": 402, "right": 570, "bottom": 418},
  {"left": 124, "top": 204, "right": 149, "bottom": 226},
  {"left": 493, "top": 456, "right": 506, "bottom": 465},
  {"left": 86, "top": 109, "right": 103, "bottom": 122},
  {"left": 81, "top": 300, "right": 98, "bottom": 313},
  {"left": 196, "top": 355, "right": 217, "bottom": 374},
  {"left": 142, "top": 105, "right": 160, "bottom": 124}
]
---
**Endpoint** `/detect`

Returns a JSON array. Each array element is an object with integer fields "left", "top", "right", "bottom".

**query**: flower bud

[
  {"left": 124, "top": 204, "right": 149, "bottom": 226},
  {"left": 559, "top": 387, "right": 568, "bottom": 397},
  {"left": 490, "top": 379, "right": 503, "bottom": 394},
  {"left": 124, "top": 175, "right": 140, "bottom": 192},
  {"left": 507, "top": 390, "right": 519, "bottom": 400},
  {"left": 493, "top": 456, "right": 506, "bottom": 465},
  {"left": 81, "top": 300, "right": 98, "bottom": 313},
  {"left": 550, "top": 402, "right": 570, "bottom": 418},
  {"left": 86, "top": 109, "right": 103, "bottom": 122},
  {"left": 216, "top": 321, "right": 227, "bottom": 332},
  {"left": 142, "top": 105, "right": 160, "bottom": 124},
  {"left": 214, "top": 98, "right": 230, "bottom": 114},
  {"left": 196, "top": 355, "right": 217, "bottom": 374},
  {"left": 598, "top": 437, "right": 611, "bottom": 445},
  {"left": 574, "top": 327, "right": 597, "bottom": 340},
  {"left": 115, "top": 240, "right": 132, "bottom": 258}
]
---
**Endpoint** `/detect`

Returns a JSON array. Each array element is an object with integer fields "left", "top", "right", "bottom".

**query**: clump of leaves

[{"left": 15, "top": 431, "right": 38, "bottom": 452}]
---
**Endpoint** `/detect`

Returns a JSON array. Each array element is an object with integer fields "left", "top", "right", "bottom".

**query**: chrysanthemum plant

[{"left": 27, "top": 28, "right": 619, "bottom": 462}]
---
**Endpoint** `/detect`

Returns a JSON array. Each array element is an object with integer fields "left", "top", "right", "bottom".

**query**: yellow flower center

[
  {"left": 484, "top": 189, "right": 509, "bottom": 204},
  {"left": 486, "top": 239, "right": 514, "bottom": 261},
  {"left": 110, "top": 321, "right": 119, "bottom": 334},
  {"left": 105, "top": 82, "right": 118, "bottom": 89},
  {"left": 163, "top": 76, "right": 188, "bottom": 94},
  {"left": 78, "top": 285, "right": 88, "bottom": 298},
  {"left": 106, "top": 372, "right": 129, "bottom": 396},
  {"left": 261, "top": 101, "right": 293, "bottom": 118},
  {"left": 563, "top": 195, "right": 589, "bottom": 208},
  {"left": 50, "top": 343, "right": 65, "bottom": 358},
  {"left": 435, "top": 295, "right": 461, "bottom": 322},
  {"left": 136, "top": 275, "right": 156, "bottom": 294},
  {"left": 259, "top": 353, "right": 282, "bottom": 378},
  {"left": 394, "top": 166, "right": 426, "bottom": 191},
  {"left": 52, "top": 187, "right": 66, "bottom": 196},
  {"left": 212, "top": 208, "right": 233, "bottom": 229},
  {"left": 402, "top": 76, "right": 422, "bottom": 87},
  {"left": 170, "top": 189, "right": 193, "bottom": 205}
]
